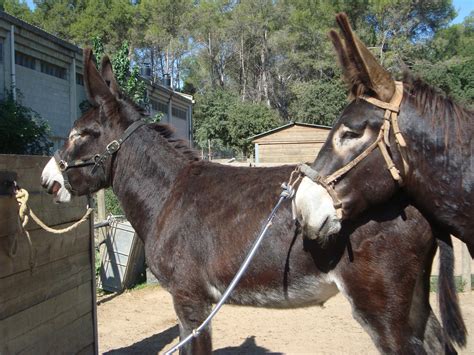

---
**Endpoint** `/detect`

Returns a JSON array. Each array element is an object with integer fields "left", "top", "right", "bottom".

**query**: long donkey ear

[
  {"left": 100, "top": 55, "right": 121, "bottom": 97},
  {"left": 331, "top": 13, "right": 395, "bottom": 102},
  {"left": 83, "top": 48, "right": 115, "bottom": 107}
]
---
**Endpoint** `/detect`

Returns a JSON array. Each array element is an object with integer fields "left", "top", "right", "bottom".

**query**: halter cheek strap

[
  {"left": 54, "top": 120, "right": 146, "bottom": 193},
  {"left": 298, "top": 81, "right": 408, "bottom": 216}
]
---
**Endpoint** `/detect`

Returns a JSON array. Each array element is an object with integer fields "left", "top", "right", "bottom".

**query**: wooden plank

[
  {"left": 0, "top": 154, "right": 88, "bottom": 232},
  {"left": 76, "top": 343, "right": 95, "bottom": 355},
  {"left": 0, "top": 251, "right": 92, "bottom": 319},
  {"left": 0, "top": 282, "right": 92, "bottom": 346},
  {"left": 0, "top": 222, "right": 90, "bottom": 278},
  {"left": 253, "top": 126, "right": 330, "bottom": 143},
  {"left": 18, "top": 313, "right": 94, "bottom": 355},
  {"left": 0, "top": 155, "right": 96, "bottom": 353},
  {"left": 0, "top": 194, "right": 89, "bottom": 236}
]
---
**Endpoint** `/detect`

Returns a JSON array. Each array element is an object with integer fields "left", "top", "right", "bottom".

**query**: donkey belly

[{"left": 209, "top": 273, "right": 339, "bottom": 309}]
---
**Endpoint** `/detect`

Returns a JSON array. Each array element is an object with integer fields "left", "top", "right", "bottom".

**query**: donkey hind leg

[
  {"left": 348, "top": 304, "right": 427, "bottom": 355},
  {"left": 423, "top": 310, "right": 457, "bottom": 355},
  {"left": 172, "top": 296, "right": 213, "bottom": 355}
]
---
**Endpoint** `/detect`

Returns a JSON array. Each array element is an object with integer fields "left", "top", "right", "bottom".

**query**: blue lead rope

[{"left": 165, "top": 182, "right": 296, "bottom": 354}]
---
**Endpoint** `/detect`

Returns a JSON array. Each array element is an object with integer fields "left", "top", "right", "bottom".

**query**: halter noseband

[
  {"left": 299, "top": 81, "right": 408, "bottom": 218},
  {"left": 54, "top": 120, "right": 146, "bottom": 193}
]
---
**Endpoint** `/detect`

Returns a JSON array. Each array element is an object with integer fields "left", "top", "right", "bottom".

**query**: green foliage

[
  {"left": 93, "top": 37, "right": 148, "bottom": 106},
  {"left": 410, "top": 13, "right": 474, "bottom": 109},
  {"left": 194, "top": 89, "right": 281, "bottom": 157},
  {"left": 289, "top": 79, "right": 348, "bottom": 126},
  {"left": 5, "top": 0, "right": 473, "bottom": 150},
  {"left": 0, "top": 91, "right": 52, "bottom": 155},
  {"left": 104, "top": 188, "right": 123, "bottom": 216},
  {"left": 227, "top": 100, "right": 281, "bottom": 157}
]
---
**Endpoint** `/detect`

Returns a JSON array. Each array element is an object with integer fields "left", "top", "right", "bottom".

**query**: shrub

[{"left": 0, "top": 91, "right": 52, "bottom": 155}]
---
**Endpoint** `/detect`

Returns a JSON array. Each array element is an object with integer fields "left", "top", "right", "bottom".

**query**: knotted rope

[{"left": 9, "top": 188, "right": 93, "bottom": 272}]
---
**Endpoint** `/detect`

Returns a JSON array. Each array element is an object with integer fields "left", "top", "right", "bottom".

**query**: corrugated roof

[{"left": 248, "top": 121, "right": 331, "bottom": 141}]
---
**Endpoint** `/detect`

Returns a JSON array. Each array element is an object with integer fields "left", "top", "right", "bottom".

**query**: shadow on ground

[
  {"left": 104, "top": 325, "right": 179, "bottom": 354},
  {"left": 103, "top": 328, "right": 280, "bottom": 354}
]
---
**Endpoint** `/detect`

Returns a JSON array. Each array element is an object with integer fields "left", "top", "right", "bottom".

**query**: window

[
  {"left": 40, "top": 60, "right": 67, "bottom": 79},
  {"left": 172, "top": 107, "right": 187, "bottom": 120},
  {"left": 76, "top": 73, "right": 84, "bottom": 86},
  {"left": 150, "top": 99, "right": 168, "bottom": 114},
  {"left": 15, "top": 51, "right": 35, "bottom": 69}
]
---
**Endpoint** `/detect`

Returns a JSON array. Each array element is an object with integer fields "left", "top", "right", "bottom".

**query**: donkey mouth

[{"left": 49, "top": 181, "right": 61, "bottom": 197}]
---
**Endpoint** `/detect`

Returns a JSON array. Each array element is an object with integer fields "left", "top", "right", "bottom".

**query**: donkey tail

[{"left": 437, "top": 236, "right": 467, "bottom": 348}]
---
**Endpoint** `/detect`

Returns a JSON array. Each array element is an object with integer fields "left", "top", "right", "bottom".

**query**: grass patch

[{"left": 430, "top": 276, "right": 470, "bottom": 292}]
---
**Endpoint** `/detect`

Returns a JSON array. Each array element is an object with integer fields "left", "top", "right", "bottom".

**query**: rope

[
  {"left": 9, "top": 188, "right": 93, "bottom": 272},
  {"left": 15, "top": 188, "right": 93, "bottom": 234}
]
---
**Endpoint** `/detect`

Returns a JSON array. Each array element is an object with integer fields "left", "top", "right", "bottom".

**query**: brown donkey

[
  {"left": 295, "top": 13, "right": 473, "bottom": 258},
  {"left": 41, "top": 49, "right": 465, "bottom": 354}
]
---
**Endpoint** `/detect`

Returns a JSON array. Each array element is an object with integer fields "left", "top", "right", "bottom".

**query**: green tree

[
  {"left": 2, "top": 0, "right": 35, "bottom": 23},
  {"left": 193, "top": 89, "right": 281, "bottom": 157},
  {"left": 288, "top": 79, "right": 347, "bottom": 126},
  {"left": 93, "top": 38, "right": 147, "bottom": 106},
  {"left": 227, "top": 100, "right": 281, "bottom": 157},
  {"left": 0, "top": 91, "right": 52, "bottom": 155}
]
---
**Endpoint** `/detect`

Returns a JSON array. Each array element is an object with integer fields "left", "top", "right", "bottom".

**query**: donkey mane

[
  {"left": 149, "top": 123, "right": 200, "bottom": 161},
  {"left": 403, "top": 72, "right": 473, "bottom": 123},
  {"left": 113, "top": 88, "right": 200, "bottom": 162},
  {"left": 402, "top": 72, "right": 473, "bottom": 145}
]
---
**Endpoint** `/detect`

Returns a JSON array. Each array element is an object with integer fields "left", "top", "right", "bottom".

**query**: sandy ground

[{"left": 97, "top": 286, "right": 474, "bottom": 354}]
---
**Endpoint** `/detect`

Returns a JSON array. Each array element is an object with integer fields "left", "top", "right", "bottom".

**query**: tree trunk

[
  {"left": 240, "top": 33, "right": 247, "bottom": 101},
  {"left": 261, "top": 28, "right": 270, "bottom": 107}
]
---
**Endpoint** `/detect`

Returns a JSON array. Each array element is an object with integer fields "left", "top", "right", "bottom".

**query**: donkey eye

[
  {"left": 341, "top": 130, "right": 362, "bottom": 139},
  {"left": 69, "top": 132, "right": 81, "bottom": 140}
]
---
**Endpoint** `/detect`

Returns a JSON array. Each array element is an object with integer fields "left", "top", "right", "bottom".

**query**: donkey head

[
  {"left": 41, "top": 48, "right": 140, "bottom": 203},
  {"left": 295, "top": 13, "right": 404, "bottom": 241}
]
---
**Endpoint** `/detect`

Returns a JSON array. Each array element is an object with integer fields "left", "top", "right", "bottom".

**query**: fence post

[
  {"left": 462, "top": 243, "right": 471, "bottom": 292},
  {"left": 97, "top": 189, "right": 106, "bottom": 221}
]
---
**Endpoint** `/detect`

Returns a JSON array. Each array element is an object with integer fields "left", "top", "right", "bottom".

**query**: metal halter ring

[{"left": 58, "top": 160, "right": 68, "bottom": 172}]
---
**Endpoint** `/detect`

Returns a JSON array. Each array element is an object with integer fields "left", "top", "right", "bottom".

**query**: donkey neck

[
  {"left": 399, "top": 100, "right": 473, "bottom": 244},
  {"left": 110, "top": 124, "right": 191, "bottom": 243}
]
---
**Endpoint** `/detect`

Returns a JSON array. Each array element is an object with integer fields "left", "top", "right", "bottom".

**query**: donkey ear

[
  {"left": 100, "top": 55, "right": 121, "bottom": 97},
  {"left": 83, "top": 48, "right": 115, "bottom": 107},
  {"left": 333, "top": 13, "right": 395, "bottom": 102}
]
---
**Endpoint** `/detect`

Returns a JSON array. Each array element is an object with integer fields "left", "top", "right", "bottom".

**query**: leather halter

[
  {"left": 299, "top": 81, "right": 408, "bottom": 218},
  {"left": 54, "top": 120, "right": 146, "bottom": 193}
]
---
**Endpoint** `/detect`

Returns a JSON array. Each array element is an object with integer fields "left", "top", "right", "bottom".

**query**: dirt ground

[{"left": 97, "top": 286, "right": 474, "bottom": 354}]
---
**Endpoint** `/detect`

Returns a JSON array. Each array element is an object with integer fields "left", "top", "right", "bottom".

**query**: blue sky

[
  {"left": 24, "top": 0, "right": 474, "bottom": 24},
  {"left": 452, "top": 0, "right": 474, "bottom": 23}
]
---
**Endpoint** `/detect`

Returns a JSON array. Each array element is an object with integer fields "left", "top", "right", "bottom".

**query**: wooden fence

[{"left": 0, "top": 155, "right": 97, "bottom": 353}]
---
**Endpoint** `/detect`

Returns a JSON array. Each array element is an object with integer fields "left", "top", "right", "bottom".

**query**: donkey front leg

[{"left": 172, "top": 293, "right": 213, "bottom": 355}]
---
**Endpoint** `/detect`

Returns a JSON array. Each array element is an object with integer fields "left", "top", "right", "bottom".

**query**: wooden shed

[
  {"left": 250, "top": 122, "right": 331, "bottom": 165},
  {"left": 0, "top": 155, "right": 97, "bottom": 354}
]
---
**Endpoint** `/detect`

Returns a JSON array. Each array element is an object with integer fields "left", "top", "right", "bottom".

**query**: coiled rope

[{"left": 9, "top": 187, "right": 93, "bottom": 272}]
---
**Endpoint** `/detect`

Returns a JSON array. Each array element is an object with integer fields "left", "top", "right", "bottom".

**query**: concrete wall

[
  {"left": 0, "top": 12, "right": 84, "bottom": 150},
  {"left": 0, "top": 12, "right": 194, "bottom": 149},
  {"left": 147, "top": 82, "right": 193, "bottom": 142},
  {"left": 15, "top": 64, "right": 70, "bottom": 138}
]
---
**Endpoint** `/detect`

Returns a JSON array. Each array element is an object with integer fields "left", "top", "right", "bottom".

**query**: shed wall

[
  {"left": 0, "top": 155, "right": 96, "bottom": 354},
  {"left": 254, "top": 125, "right": 330, "bottom": 164}
]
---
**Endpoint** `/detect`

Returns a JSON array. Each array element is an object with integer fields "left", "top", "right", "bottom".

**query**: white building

[{"left": 0, "top": 11, "right": 193, "bottom": 149}]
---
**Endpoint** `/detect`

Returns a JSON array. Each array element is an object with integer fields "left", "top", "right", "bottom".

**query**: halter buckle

[
  {"left": 58, "top": 160, "right": 68, "bottom": 172},
  {"left": 106, "top": 140, "right": 120, "bottom": 154}
]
